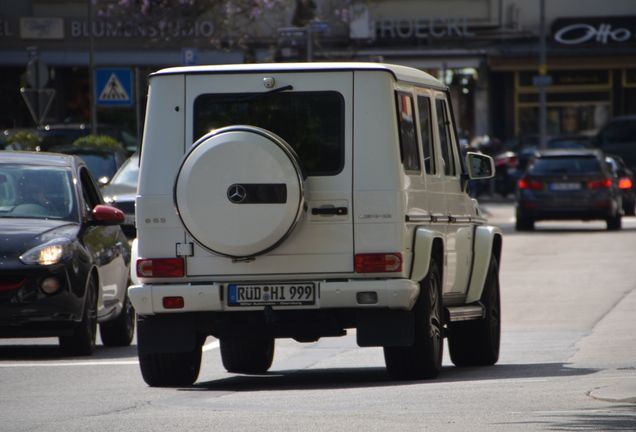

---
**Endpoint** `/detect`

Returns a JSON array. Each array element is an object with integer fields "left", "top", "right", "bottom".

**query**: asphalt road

[{"left": 1, "top": 201, "right": 635, "bottom": 432}]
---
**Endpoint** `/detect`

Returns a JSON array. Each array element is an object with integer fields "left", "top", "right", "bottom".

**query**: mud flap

[
  {"left": 356, "top": 310, "right": 414, "bottom": 347},
  {"left": 136, "top": 314, "right": 198, "bottom": 355}
]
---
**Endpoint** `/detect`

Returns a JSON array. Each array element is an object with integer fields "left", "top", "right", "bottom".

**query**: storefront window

[{"left": 516, "top": 70, "right": 612, "bottom": 137}]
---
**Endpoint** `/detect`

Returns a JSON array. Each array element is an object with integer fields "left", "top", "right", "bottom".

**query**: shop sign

[
  {"left": 375, "top": 17, "right": 475, "bottom": 40},
  {"left": 69, "top": 19, "right": 215, "bottom": 39},
  {"left": 552, "top": 16, "right": 636, "bottom": 45},
  {"left": 20, "top": 17, "right": 64, "bottom": 39}
]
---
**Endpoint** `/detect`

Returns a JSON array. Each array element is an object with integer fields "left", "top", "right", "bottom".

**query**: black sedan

[
  {"left": 0, "top": 151, "right": 134, "bottom": 355},
  {"left": 515, "top": 149, "right": 623, "bottom": 231}
]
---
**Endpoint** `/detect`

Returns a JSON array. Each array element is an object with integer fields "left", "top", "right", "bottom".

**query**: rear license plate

[
  {"left": 550, "top": 182, "right": 581, "bottom": 191},
  {"left": 227, "top": 283, "right": 316, "bottom": 307}
]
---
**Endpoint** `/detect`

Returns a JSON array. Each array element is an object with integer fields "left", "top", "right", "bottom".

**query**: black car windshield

[
  {"left": 193, "top": 91, "right": 344, "bottom": 176},
  {"left": 529, "top": 156, "right": 601, "bottom": 175},
  {"left": 0, "top": 164, "right": 77, "bottom": 220}
]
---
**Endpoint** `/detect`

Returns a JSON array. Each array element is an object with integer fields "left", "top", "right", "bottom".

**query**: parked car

[
  {"left": 605, "top": 154, "right": 636, "bottom": 215},
  {"left": 130, "top": 62, "right": 502, "bottom": 387},
  {"left": 0, "top": 151, "right": 134, "bottom": 355},
  {"left": 515, "top": 149, "right": 622, "bottom": 231},
  {"left": 38, "top": 123, "right": 138, "bottom": 155},
  {"left": 52, "top": 144, "right": 128, "bottom": 185},
  {"left": 593, "top": 115, "right": 636, "bottom": 173},
  {"left": 101, "top": 152, "right": 139, "bottom": 238}
]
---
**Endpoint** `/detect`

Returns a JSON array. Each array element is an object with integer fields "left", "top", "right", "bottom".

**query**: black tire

[
  {"left": 100, "top": 292, "right": 135, "bottom": 347},
  {"left": 624, "top": 201, "right": 636, "bottom": 216},
  {"left": 515, "top": 211, "right": 534, "bottom": 231},
  {"left": 59, "top": 278, "right": 97, "bottom": 356},
  {"left": 220, "top": 335, "right": 275, "bottom": 374},
  {"left": 139, "top": 346, "right": 202, "bottom": 387},
  {"left": 384, "top": 259, "right": 444, "bottom": 380},
  {"left": 606, "top": 214, "right": 622, "bottom": 231},
  {"left": 448, "top": 256, "right": 501, "bottom": 367}
]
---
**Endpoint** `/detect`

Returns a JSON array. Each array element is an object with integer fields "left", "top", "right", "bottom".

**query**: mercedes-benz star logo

[{"left": 227, "top": 184, "right": 247, "bottom": 203}]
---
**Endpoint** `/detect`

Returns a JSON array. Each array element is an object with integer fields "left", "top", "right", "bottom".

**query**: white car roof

[{"left": 150, "top": 62, "right": 446, "bottom": 90}]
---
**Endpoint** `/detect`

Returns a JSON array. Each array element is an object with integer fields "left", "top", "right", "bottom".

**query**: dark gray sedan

[{"left": 515, "top": 149, "right": 622, "bottom": 231}]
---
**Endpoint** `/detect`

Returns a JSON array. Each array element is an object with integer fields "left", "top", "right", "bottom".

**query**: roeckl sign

[{"left": 552, "top": 16, "right": 636, "bottom": 45}]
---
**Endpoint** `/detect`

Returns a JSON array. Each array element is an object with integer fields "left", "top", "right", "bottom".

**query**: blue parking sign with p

[{"left": 95, "top": 68, "right": 133, "bottom": 107}]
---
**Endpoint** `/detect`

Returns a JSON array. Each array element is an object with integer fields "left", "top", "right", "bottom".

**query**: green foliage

[
  {"left": 73, "top": 134, "right": 123, "bottom": 150},
  {"left": 6, "top": 130, "right": 40, "bottom": 151}
]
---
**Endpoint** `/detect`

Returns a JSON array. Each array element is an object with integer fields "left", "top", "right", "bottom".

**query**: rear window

[
  {"left": 193, "top": 91, "right": 344, "bottom": 176},
  {"left": 529, "top": 156, "right": 601, "bottom": 175}
]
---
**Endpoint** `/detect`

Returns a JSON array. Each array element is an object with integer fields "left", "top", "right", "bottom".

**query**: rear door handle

[{"left": 311, "top": 206, "right": 348, "bottom": 216}]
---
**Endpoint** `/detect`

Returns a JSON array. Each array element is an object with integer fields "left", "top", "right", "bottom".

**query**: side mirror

[
  {"left": 466, "top": 152, "right": 495, "bottom": 180},
  {"left": 91, "top": 204, "right": 125, "bottom": 225}
]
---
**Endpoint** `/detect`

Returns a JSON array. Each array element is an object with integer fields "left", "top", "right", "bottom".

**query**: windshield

[
  {"left": 529, "top": 156, "right": 601, "bottom": 175},
  {"left": 193, "top": 91, "right": 344, "bottom": 176},
  {"left": 76, "top": 153, "right": 118, "bottom": 181},
  {"left": 0, "top": 164, "right": 77, "bottom": 220},
  {"left": 109, "top": 154, "right": 139, "bottom": 187}
]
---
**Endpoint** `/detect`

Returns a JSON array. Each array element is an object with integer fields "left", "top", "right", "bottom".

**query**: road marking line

[
  {"left": 0, "top": 341, "right": 219, "bottom": 368},
  {"left": 0, "top": 360, "right": 139, "bottom": 367}
]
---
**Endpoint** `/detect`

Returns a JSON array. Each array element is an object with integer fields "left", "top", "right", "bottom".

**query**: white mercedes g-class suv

[{"left": 130, "top": 62, "right": 502, "bottom": 387}]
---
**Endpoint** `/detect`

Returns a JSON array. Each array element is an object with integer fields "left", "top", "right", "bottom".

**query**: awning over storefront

[{"left": 0, "top": 49, "right": 244, "bottom": 67}]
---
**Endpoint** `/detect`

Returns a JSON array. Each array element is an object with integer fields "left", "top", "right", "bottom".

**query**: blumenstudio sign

[{"left": 552, "top": 16, "right": 636, "bottom": 46}]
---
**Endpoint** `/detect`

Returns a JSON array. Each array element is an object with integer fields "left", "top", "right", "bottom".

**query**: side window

[
  {"left": 417, "top": 95, "right": 435, "bottom": 175},
  {"left": 396, "top": 92, "right": 421, "bottom": 173},
  {"left": 79, "top": 167, "right": 101, "bottom": 215},
  {"left": 436, "top": 98, "right": 456, "bottom": 176}
]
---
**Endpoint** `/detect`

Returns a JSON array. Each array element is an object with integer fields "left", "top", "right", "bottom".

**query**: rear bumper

[
  {"left": 517, "top": 199, "right": 618, "bottom": 221},
  {"left": 129, "top": 279, "right": 420, "bottom": 316}
]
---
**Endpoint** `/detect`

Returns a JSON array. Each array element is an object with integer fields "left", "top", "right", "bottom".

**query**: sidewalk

[{"left": 571, "top": 287, "right": 636, "bottom": 404}]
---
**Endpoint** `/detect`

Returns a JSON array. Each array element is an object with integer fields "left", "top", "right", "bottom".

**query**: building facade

[{"left": 1, "top": 0, "right": 635, "bottom": 144}]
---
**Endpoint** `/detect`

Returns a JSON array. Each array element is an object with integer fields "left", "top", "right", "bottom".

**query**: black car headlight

[{"left": 19, "top": 239, "right": 73, "bottom": 266}]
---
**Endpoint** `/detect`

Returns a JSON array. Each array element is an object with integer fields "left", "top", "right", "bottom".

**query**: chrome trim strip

[
  {"left": 447, "top": 304, "right": 485, "bottom": 322},
  {"left": 405, "top": 214, "right": 432, "bottom": 222}
]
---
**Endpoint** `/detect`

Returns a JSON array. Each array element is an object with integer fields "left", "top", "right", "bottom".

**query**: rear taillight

[
  {"left": 586, "top": 178, "right": 612, "bottom": 189},
  {"left": 518, "top": 178, "right": 543, "bottom": 190},
  {"left": 136, "top": 257, "right": 185, "bottom": 278},
  {"left": 355, "top": 253, "right": 402, "bottom": 273},
  {"left": 618, "top": 177, "right": 633, "bottom": 189}
]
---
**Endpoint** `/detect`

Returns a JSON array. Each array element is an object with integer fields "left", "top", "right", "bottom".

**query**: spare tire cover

[{"left": 174, "top": 126, "right": 305, "bottom": 258}]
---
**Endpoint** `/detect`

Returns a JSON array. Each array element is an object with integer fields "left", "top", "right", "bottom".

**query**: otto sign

[{"left": 553, "top": 16, "right": 636, "bottom": 46}]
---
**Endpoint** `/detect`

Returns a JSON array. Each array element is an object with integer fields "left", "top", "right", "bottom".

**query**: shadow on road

[
  {"left": 191, "top": 362, "right": 597, "bottom": 393},
  {"left": 501, "top": 405, "right": 636, "bottom": 431}
]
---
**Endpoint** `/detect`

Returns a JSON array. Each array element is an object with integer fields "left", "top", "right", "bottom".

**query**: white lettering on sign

[
  {"left": 555, "top": 23, "right": 632, "bottom": 45},
  {"left": 69, "top": 19, "right": 215, "bottom": 39},
  {"left": 375, "top": 17, "right": 475, "bottom": 40}
]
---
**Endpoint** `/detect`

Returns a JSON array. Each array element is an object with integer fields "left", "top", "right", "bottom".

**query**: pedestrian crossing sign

[{"left": 95, "top": 68, "right": 133, "bottom": 107}]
